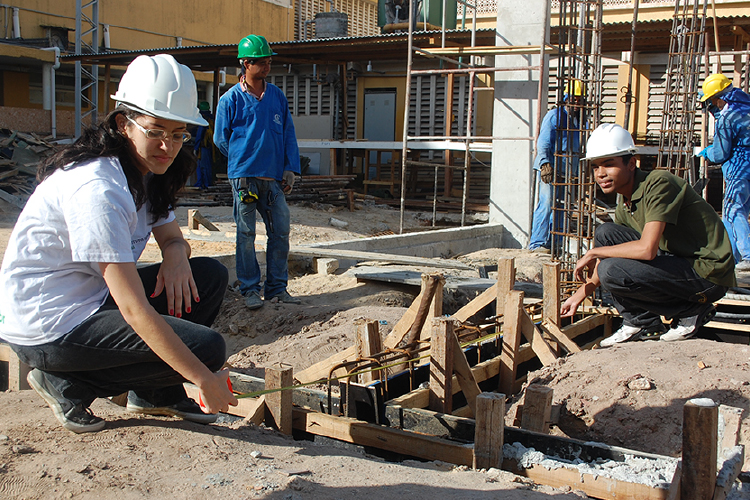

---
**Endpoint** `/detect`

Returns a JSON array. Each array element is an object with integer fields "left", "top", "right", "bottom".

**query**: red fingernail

[
  {"left": 176, "top": 312, "right": 182, "bottom": 318},
  {"left": 150, "top": 293, "right": 155, "bottom": 298},
  {"left": 186, "top": 307, "right": 191, "bottom": 313},
  {"left": 169, "top": 309, "right": 174, "bottom": 316},
  {"left": 195, "top": 297, "right": 200, "bottom": 303}
]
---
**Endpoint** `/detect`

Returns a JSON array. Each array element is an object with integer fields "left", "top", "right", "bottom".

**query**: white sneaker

[
  {"left": 660, "top": 306, "right": 716, "bottom": 342},
  {"left": 600, "top": 324, "right": 643, "bottom": 347},
  {"left": 735, "top": 260, "right": 750, "bottom": 272}
]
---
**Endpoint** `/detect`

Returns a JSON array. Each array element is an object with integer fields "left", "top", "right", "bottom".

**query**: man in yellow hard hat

[
  {"left": 214, "top": 35, "right": 302, "bottom": 310},
  {"left": 697, "top": 73, "right": 750, "bottom": 271},
  {"left": 562, "top": 123, "right": 734, "bottom": 345},
  {"left": 529, "top": 79, "right": 584, "bottom": 253}
]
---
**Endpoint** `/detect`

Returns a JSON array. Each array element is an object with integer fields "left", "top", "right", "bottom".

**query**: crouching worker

[
  {"left": 0, "top": 54, "right": 237, "bottom": 433},
  {"left": 561, "top": 123, "right": 735, "bottom": 346}
]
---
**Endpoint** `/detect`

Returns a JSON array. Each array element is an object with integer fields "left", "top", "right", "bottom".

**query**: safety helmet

[
  {"left": 584, "top": 123, "right": 638, "bottom": 161},
  {"left": 111, "top": 54, "right": 208, "bottom": 126},
  {"left": 237, "top": 34, "right": 276, "bottom": 59},
  {"left": 565, "top": 79, "right": 585, "bottom": 97},
  {"left": 699, "top": 74, "right": 732, "bottom": 102}
]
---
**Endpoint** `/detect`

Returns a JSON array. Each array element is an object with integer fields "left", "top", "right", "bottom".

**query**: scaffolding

[
  {"left": 548, "top": 0, "right": 604, "bottom": 294},
  {"left": 398, "top": 0, "right": 553, "bottom": 233},
  {"left": 656, "top": 0, "right": 708, "bottom": 183},
  {"left": 74, "top": 0, "right": 99, "bottom": 138}
]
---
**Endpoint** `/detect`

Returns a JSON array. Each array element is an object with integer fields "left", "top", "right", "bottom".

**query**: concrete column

[{"left": 489, "top": 1, "right": 550, "bottom": 248}]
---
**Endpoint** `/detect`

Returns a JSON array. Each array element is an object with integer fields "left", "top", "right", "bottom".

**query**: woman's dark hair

[{"left": 38, "top": 107, "right": 195, "bottom": 223}]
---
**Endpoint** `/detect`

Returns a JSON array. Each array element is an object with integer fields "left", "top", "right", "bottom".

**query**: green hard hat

[{"left": 237, "top": 35, "right": 276, "bottom": 59}]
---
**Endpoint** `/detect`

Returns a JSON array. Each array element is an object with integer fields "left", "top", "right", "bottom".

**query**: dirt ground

[{"left": 1, "top": 198, "right": 749, "bottom": 499}]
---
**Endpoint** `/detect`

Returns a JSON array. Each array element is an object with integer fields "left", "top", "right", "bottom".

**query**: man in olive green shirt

[{"left": 561, "top": 124, "right": 735, "bottom": 345}]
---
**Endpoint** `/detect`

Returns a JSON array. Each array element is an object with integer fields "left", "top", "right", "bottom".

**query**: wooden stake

[
  {"left": 450, "top": 329, "right": 482, "bottom": 418},
  {"left": 355, "top": 319, "right": 382, "bottom": 384},
  {"left": 499, "top": 290, "right": 524, "bottom": 396},
  {"left": 542, "top": 262, "right": 561, "bottom": 325},
  {"left": 265, "top": 364, "right": 293, "bottom": 435},
  {"left": 681, "top": 398, "right": 718, "bottom": 500},
  {"left": 473, "top": 392, "right": 505, "bottom": 470},
  {"left": 423, "top": 274, "right": 444, "bottom": 341},
  {"left": 496, "top": 258, "right": 516, "bottom": 320},
  {"left": 520, "top": 384, "right": 553, "bottom": 434},
  {"left": 405, "top": 274, "right": 442, "bottom": 348},
  {"left": 188, "top": 209, "right": 219, "bottom": 231},
  {"left": 521, "top": 312, "right": 558, "bottom": 366},
  {"left": 429, "top": 318, "right": 455, "bottom": 414}
]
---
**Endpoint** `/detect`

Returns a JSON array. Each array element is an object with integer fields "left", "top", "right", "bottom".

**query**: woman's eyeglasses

[{"left": 127, "top": 116, "right": 191, "bottom": 143}]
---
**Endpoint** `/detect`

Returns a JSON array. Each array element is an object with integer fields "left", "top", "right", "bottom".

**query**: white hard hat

[
  {"left": 584, "top": 123, "right": 638, "bottom": 161},
  {"left": 111, "top": 54, "right": 208, "bottom": 127}
]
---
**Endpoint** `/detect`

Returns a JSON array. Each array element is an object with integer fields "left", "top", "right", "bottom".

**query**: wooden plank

[
  {"left": 355, "top": 319, "right": 382, "bottom": 384},
  {"left": 405, "top": 274, "right": 442, "bottom": 347},
  {"left": 542, "top": 262, "right": 560, "bottom": 325},
  {"left": 450, "top": 331, "right": 481, "bottom": 418},
  {"left": 718, "top": 405, "right": 744, "bottom": 452},
  {"left": 0, "top": 343, "right": 11, "bottom": 362},
  {"left": 424, "top": 275, "right": 444, "bottom": 341},
  {"left": 290, "top": 246, "right": 473, "bottom": 271},
  {"left": 562, "top": 313, "right": 607, "bottom": 339},
  {"left": 473, "top": 393, "right": 504, "bottom": 470},
  {"left": 184, "top": 383, "right": 266, "bottom": 421},
  {"left": 542, "top": 320, "right": 582, "bottom": 354},
  {"left": 506, "top": 460, "right": 670, "bottom": 500},
  {"left": 429, "top": 318, "right": 454, "bottom": 414},
  {"left": 452, "top": 283, "right": 498, "bottom": 323},
  {"left": 187, "top": 209, "right": 219, "bottom": 231},
  {"left": 292, "top": 407, "right": 474, "bottom": 466},
  {"left": 265, "top": 365, "right": 293, "bottom": 435},
  {"left": 520, "top": 311, "right": 558, "bottom": 366},
  {"left": 0, "top": 187, "right": 25, "bottom": 209},
  {"left": 496, "top": 258, "right": 516, "bottom": 318},
  {"left": 682, "top": 399, "right": 718, "bottom": 500},
  {"left": 713, "top": 446, "right": 745, "bottom": 500},
  {"left": 520, "top": 385, "right": 553, "bottom": 434},
  {"left": 499, "top": 290, "right": 524, "bottom": 396}
]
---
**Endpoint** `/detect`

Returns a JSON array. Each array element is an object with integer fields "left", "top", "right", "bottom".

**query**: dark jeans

[
  {"left": 11, "top": 257, "right": 229, "bottom": 408},
  {"left": 595, "top": 223, "right": 727, "bottom": 329}
]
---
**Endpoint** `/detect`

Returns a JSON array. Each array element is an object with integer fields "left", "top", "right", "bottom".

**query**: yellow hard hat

[
  {"left": 700, "top": 74, "right": 731, "bottom": 102},
  {"left": 566, "top": 79, "right": 585, "bottom": 97}
]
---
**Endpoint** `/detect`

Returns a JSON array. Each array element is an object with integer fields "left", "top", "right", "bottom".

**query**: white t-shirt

[{"left": 0, "top": 156, "right": 174, "bottom": 346}]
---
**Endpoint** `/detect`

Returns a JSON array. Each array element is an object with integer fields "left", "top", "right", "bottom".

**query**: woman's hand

[
  {"left": 196, "top": 369, "right": 238, "bottom": 414},
  {"left": 153, "top": 241, "right": 198, "bottom": 317}
]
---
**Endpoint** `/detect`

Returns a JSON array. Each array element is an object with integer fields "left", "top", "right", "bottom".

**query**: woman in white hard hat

[{"left": 0, "top": 54, "right": 237, "bottom": 433}]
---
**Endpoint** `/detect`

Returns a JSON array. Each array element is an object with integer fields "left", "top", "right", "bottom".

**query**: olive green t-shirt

[{"left": 615, "top": 169, "right": 736, "bottom": 287}]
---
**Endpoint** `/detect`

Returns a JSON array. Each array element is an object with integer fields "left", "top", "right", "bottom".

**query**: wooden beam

[
  {"left": 473, "top": 393, "right": 505, "bottom": 470},
  {"left": 429, "top": 318, "right": 454, "bottom": 414},
  {"left": 450, "top": 331, "right": 481, "bottom": 418},
  {"left": 681, "top": 399, "right": 718, "bottom": 500},
  {"left": 405, "top": 274, "right": 443, "bottom": 347},
  {"left": 188, "top": 209, "right": 219, "bottom": 231},
  {"left": 355, "top": 319, "right": 382, "bottom": 384},
  {"left": 520, "top": 312, "right": 558, "bottom": 366},
  {"left": 714, "top": 446, "right": 744, "bottom": 500},
  {"left": 542, "top": 320, "right": 582, "bottom": 354},
  {"left": 292, "top": 407, "right": 474, "bottom": 466},
  {"left": 499, "top": 290, "right": 524, "bottom": 396},
  {"left": 520, "top": 385, "right": 553, "bottom": 434},
  {"left": 561, "top": 313, "right": 607, "bottom": 339},
  {"left": 265, "top": 365, "right": 293, "bottom": 435},
  {"left": 542, "top": 262, "right": 560, "bottom": 325},
  {"left": 718, "top": 405, "right": 744, "bottom": 452},
  {"left": 496, "top": 258, "right": 516, "bottom": 318},
  {"left": 424, "top": 275, "right": 444, "bottom": 341},
  {"left": 452, "top": 283, "right": 498, "bottom": 323}
]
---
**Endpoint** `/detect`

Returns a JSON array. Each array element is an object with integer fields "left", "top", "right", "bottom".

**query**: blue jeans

[
  {"left": 594, "top": 223, "right": 727, "bottom": 328},
  {"left": 722, "top": 178, "right": 750, "bottom": 262},
  {"left": 529, "top": 180, "right": 564, "bottom": 250},
  {"left": 231, "top": 177, "right": 290, "bottom": 298},
  {"left": 10, "top": 257, "right": 229, "bottom": 408}
]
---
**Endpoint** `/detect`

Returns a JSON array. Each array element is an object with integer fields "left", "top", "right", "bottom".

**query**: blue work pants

[
  {"left": 529, "top": 179, "right": 564, "bottom": 250},
  {"left": 231, "top": 177, "right": 291, "bottom": 299},
  {"left": 722, "top": 178, "right": 750, "bottom": 262}
]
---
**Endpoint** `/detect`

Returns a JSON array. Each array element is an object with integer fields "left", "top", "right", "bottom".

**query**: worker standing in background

[
  {"left": 528, "top": 80, "right": 583, "bottom": 253},
  {"left": 193, "top": 101, "right": 214, "bottom": 189},
  {"left": 562, "top": 124, "right": 734, "bottom": 345},
  {"left": 697, "top": 73, "right": 750, "bottom": 271},
  {"left": 214, "top": 34, "right": 301, "bottom": 311}
]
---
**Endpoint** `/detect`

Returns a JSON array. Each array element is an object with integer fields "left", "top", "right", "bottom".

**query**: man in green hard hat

[{"left": 214, "top": 34, "right": 302, "bottom": 310}]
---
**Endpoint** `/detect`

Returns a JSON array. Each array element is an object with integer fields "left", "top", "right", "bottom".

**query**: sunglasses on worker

[
  {"left": 247, "top": 58, "right": 272, "bottom": 66},
  {"left": 127, "top": 116, "right": 191, "bottom": 143}
]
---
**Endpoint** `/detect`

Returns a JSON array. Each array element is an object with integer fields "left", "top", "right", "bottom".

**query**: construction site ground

[{"left": 0, "top": 199, "right": 748, "bottom": 499}]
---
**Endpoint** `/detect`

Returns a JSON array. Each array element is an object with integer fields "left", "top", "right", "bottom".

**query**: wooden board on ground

[{"left": 290, "top": 247, "right": 473, "bottom": 271}]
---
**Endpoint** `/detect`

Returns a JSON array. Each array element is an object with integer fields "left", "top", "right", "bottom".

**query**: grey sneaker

[
  {"left": 267, "top": 290, "right": 301, "bottom": 304},
  {"left": 735, "top": 260, "right": 750, "bottom": 272},
  {"left": 27, "top": 369, "right": 105, "bottom": 433},
  {"left": 600, "top": 323, "right": 666, "bottom": 347},
  {"left": 661, "top": 305, "right": 716, "bottom": 342},
  {"left": 244, "top": 291, "right": 264, "bottom": 310},
  {"left": 126, "top": 394, "right": 218, "bottom": 424}
]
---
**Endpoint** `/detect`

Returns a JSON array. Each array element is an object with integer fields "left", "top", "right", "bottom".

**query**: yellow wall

[
  {"left": 4, "top": 72, "right": 32, "bottom": 109},
  {"left": 615, "top": 63, "right": 650, "bottom": 142},
  {"left": 10, "top": 1, "right": 293, "bottom": 50}
]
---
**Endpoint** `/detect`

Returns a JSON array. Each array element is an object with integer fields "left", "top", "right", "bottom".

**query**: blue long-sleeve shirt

[
  {"left": 214, "top": 82, "right": 301, "bottom": 180},
  {"left": 701, "top": 87, "right": 750, "bottom": 181},
  {"left": 533, "top": 106, "right": 581, "bottom": 175}
]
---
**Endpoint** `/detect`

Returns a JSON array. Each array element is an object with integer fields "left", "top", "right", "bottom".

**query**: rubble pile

[{"left": 0, "top": 130, "right": 55, "bottom": 208}]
